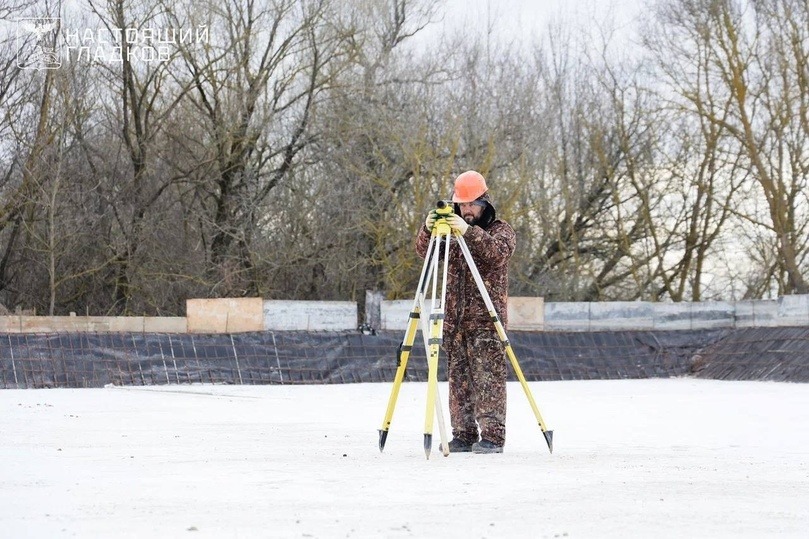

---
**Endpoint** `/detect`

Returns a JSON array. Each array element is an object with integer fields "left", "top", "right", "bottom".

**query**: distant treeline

[{"left": 1, "top": 0, "right": 808, "bottom": 316}]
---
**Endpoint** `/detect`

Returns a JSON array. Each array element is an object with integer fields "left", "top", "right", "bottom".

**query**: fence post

[{"left": 365, "top": 290, "right": 383, "bottom": 332}]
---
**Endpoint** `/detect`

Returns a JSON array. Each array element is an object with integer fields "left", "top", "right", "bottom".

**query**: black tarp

[
  {"left": 690, "top": 326, "right": 809, "bottom": 382},
  {"left": 8, "top": 327, "right": 799, "bottom": 389}
]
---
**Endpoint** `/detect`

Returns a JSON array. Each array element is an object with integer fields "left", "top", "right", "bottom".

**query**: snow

[{"left": 1, "top": 379, "right": 808, "bottom": 538}]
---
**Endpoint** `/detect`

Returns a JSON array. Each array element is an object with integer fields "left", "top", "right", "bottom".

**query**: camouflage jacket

[{"left": 415, "top": 219, "right": 516, "bottom": 335}]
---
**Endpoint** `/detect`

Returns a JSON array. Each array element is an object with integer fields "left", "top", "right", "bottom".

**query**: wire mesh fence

[{"left": 0, "top": 328, "right": 768, "bottom": 389}]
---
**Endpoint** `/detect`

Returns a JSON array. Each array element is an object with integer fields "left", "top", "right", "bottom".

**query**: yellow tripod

[{"left": 378, "top": 201, "right": 554, "bottom": 458}]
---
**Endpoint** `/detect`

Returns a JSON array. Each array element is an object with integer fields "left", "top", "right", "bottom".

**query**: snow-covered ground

[{"left": 1, "top": 379, "right": 808, "bottom": 538}]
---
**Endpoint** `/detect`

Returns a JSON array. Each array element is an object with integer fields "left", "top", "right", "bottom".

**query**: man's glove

[
  {"left": 425, "top": 210, "right": 439, "bottom": 231},
  {"left": 445, "top": 214, "right": 469, "bottom": 235}
]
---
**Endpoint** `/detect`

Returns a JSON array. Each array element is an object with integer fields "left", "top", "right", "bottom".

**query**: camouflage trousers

[{"left": 443, "top": 327, "right": 507, "bottom": 446}]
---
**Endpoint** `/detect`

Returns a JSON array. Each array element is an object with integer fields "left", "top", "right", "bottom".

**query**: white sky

[
  {"left": 428, "top": 0, "right": 643, "bottom": 46},
  {"left": 2, "top": 379, "right": 808, "bottom": 537}
]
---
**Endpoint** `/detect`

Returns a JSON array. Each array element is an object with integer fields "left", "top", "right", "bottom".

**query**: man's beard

[{"left": 462, "top": 213, "right": 478, "bottom": 226}]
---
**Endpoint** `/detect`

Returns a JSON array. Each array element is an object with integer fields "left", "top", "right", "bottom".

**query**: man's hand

[
  {"left": 425, "top": 210, "right": 440, "bottom": 231},
  {"left": 446, "top": 214, "right": 469, "bottom": 235}
]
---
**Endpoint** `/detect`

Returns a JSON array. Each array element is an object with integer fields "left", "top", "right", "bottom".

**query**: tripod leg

[
  {"left": 423, "top": 332, "right": 440, "bottom": 459},
  {"left": 378, "top": 310, "right": 420, "bottom": 452},
  {"left": 434, "top": 385, "right": 450, "bottom": 457},
  {"left": 418, "top": 294, "right": 450, "bottom": 457},
  {"left": 454, "top": 232, "right": 554, "bottom": 454},
  {"left": 423, "top": 225, "right": 452, "bottom": 459},
  {"left": 378, "top": 235, "right": 438, "bottom": 452}
]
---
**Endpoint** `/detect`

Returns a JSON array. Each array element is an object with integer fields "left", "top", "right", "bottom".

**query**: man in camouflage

[{"left": 415, "top": 171, "right": 516, "bottom": 454}]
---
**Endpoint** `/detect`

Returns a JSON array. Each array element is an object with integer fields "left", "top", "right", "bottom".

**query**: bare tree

[
  {"left": 162, "top": 0, "right": 351, "bottom": 298},
  {"left": 299, "top": 0, "right": 445, "bottom": 306},
  {"left": 0, "top": 0, "right": 62, "bottom": 311},
  {"left": 645, "top": 0, "right": 809, "bottom": 296},
  {"left": 504, "top": 19, "right": 661, "bottom": 301},
  {"left": 74, "top": 0, "right": 195, "bottom": 313}
]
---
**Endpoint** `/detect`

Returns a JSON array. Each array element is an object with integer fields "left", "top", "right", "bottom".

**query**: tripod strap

[{"left": 396, "top": 343, "right": 412, "bottom": 367}]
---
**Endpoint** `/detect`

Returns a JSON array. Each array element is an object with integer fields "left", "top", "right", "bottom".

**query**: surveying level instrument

[{"left": 378, "top": 200, "right": 553, "bottom": 459}]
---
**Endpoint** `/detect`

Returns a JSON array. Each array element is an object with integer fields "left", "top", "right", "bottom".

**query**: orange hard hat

[{"left": 452, "top": 170, "right": 488, "bottom": 203}]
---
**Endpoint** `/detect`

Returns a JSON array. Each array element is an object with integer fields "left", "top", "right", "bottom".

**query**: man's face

[{"left": 459, "top": 202, "right": 484, "bottom": 225}]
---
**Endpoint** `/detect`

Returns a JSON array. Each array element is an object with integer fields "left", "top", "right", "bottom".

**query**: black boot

[
  {"left": 471, "top": 439, "right": 503, "bottom": 454},
  {"left": 439, "top": 437, "right": 478, "bottom": 453}
]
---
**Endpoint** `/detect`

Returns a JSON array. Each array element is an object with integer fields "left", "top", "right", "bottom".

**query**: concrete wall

[
  {"left": 541, "top": 298, "right": 793, "bottom": 331},
  {"left": 264, "top": 300, "right": 357, "bottom": 331},
  {"left": 775, "top": 295, "right": 809, "bottom": 326},
  {"left": 380, "top": 297, "right": 545, "bottom": 331},
  {"left": 0, "top": 315, "right": 187, "bottom": 333},
  {"left": 2, "top": 295, "right": 807, "bottom": 334},
  {"left": 187, "top": 298, "right": 264, "bottom": 333},
  {"left": 508, "top": 297, "right": 544, "bottom": 330},
  {"left": 378, "top": 296, "right": 808, "bottom": 332}
]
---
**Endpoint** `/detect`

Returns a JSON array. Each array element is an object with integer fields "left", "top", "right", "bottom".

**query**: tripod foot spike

[
  {"left": 423, "top": 433, "right": 432, "bottom": 459},
  {"left": 378, "top": 430, "right": 388, "bottom": 452},
  {"left": 543, "top": 430, "right": 554, "bottom": 454}
]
